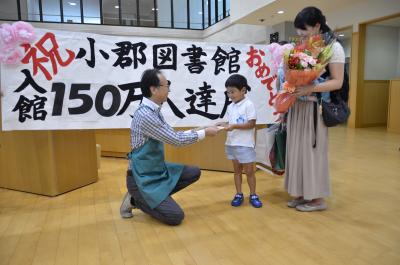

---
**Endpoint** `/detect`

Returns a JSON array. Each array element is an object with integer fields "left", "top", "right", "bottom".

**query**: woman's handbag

[
  {"left": 320, "top": 97, "right": 350, "bottom": 127},
  {"left": 312, "top": 92, "right": 350, "bottom": 148}
]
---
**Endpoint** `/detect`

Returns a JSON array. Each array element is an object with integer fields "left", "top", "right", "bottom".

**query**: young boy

[{"left": 218, "top": 74, "right": 262, "bottom": 208}]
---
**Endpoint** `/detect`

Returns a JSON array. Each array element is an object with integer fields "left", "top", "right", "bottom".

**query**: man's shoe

[
  {"left": 249, "top": 194, "right": 263, "bottom": 208},
  {"left": 120, "top": 192, "right": 135, "bottom": 218},
  {"left": 231, "top": 193, "right": 244, "bottom": 207}
]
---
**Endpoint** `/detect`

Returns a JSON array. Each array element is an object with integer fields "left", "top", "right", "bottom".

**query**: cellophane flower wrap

[{"left": 274, "top": 33, "right": 336, "bottom": 113}]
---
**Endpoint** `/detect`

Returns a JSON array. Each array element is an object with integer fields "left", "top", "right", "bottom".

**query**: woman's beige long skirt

[{"left": 284, "top": 100, "right": 331, "bottom": 200}]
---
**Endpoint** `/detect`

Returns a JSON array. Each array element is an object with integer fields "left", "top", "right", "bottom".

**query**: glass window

[
  {"left": 173, "top": 0, "right": 187, "bottom": 28},
  {"left": 42, "top": 0, "right": 61, "bottom": 22},
  {"left": 0, "top": 0, "right": 19, "bottom": 20},
  {"left": 20, "top": 0, "right": 41, "bottom": 21},
  {"left": 102, "top": 0, "right": 119, "bottom": 25},
  {"left": 63, "top": 0, "right": 82, "bottom": 23},
  {"left": 3, "top": 0, "right": 228, "bottom": 28},
  {"left": 189, "top": 0, "right": 202, "bottom": 29},
  {"left": 157, "top": 0, "right": 171, "bottom": 28},
  {"left": 226, "top": 0, "right": 230, "bottom": 17},
  {"left": 121, "top": 0, "right": 137, "bottom": 26},
  {"left": 83, "top": 0, "right": 101, "bottom": 24},
  {"left": 217, "top": 0, "right": 223, "bottom": 21},
  {"left": 210, "top": 0, "right": 216, "bottom": 25},
  {"left": 139, "top": 0, "right": 155, "bottom": 27},
  {"left": 204, "top": 0, "right": 209, "bottom": 28}
]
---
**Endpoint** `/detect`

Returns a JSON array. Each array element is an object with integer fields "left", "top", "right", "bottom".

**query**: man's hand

[{"left": 204, "top": 126, "right": 220, "bottom": 136}]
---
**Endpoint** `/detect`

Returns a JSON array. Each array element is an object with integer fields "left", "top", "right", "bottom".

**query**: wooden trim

[
  {"left": 101, "top": 151, "right": 126, "bottom": 158},
  {"left": 348, "top": 32, "right": 359, "bottom": 128},
  {"left": 361, "top": 12, "right": 400, "bottom": 26},
  {"left": 387, "top": 80, "right": 393, "bottom": 132},
  {"left": 360, "top": 123, "right": 387, "bottom": 127},
  {"left": 349, "top": 13, "right": 400, "bottom": 128},
  {"left": 356, "top": 24, "right": 366, "bottom": 128},
  {"left": 387, "top": 80, "right": 400, "bottom": 133},
  {"left": 364, "top": 80, "right": 390, "bottom": 84}
]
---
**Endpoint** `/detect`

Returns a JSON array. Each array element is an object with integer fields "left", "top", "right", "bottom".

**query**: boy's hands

[
  {"left": 215, "top": 122, "right": 231, "bottom": 131},
  {"left": 204, "top": 126, "right": 220, "bottom": 136},
  {"left": 224, "top": 124, "right": 235, "bottom": 131},
  {"left": 215, "top": 122, "right": 235, "bottom": 131}
]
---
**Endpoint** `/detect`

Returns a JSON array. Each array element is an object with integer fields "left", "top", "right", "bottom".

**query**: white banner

[{"left": 1, "top": 28, "right": 279, "bottom": 131}]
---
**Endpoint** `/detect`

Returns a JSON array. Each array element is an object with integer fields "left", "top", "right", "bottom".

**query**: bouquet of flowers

[{"left": 274, "top": 33, "right": 336, "bottom": 113}]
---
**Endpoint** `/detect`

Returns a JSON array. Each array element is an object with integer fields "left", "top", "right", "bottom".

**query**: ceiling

[{"left": 236, "top": 0, "right": 366, "bottom": 26}]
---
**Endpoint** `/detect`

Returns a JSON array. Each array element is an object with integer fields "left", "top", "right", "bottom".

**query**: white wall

[
  {"left": 397, "top": 28, "right": 400, "bottom": 78},
  {"left": 230, "top": 0, "right": 275, "bottom": 23},
  {"left": 256, "top": 22, "right": 295, "bottom": 44},
  {"left": 284, "top": 21, "right": 297, "bottom": 41},
  {"left": 204, "top": 23, "right": 271, "bottom": 44},
  {"left": 364, "top": 25, "right": 400, "bottom": 80},
  {"left": 326, "top": 0, "right": 400, "bottom": 32},
  {"left": 271, "top": 22, "right": 285, "bottom": 42},
  {"left": 204, "top": 20, "right": 294, "bottom": 45}
]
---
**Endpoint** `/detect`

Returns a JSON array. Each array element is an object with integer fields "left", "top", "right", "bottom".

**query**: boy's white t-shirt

[{"left": 225, "top": 97, "right": 256, "bottom": 148}]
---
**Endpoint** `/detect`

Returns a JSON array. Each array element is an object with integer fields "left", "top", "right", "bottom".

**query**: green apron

[{"left": 128, "top": 138, "right": 184, "bottom": 209}]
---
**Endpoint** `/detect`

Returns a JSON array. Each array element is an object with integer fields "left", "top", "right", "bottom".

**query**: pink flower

[
  {"left": 267, "top": 42, "right": 294, "bottom": 71},
  {"left": 0, "top": 44, "right": 22, "bottom": 64},
  {"left": 308, "top": 58, "right": 317, "bottom": 66},
  {"left": 266, "top": 42, "right": 280, "bottom": 54},
  {"left": 12, "top": 21, "right": 36, "bottom": 43},
  {"left": 0, "top": 23, "right": 17, "bottom": 45},
  {"left": 0, "top": 21, "right": 35, "bottom": 65}
]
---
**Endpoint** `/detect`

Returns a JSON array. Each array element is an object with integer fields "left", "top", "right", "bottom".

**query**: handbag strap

[{"left": 313, "top": 102, "right": 318, "bottom": 148}]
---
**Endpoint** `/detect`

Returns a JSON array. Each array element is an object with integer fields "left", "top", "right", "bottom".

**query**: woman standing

[{"left": 285, "top": 6, "right": 345, "bottom": 211}]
